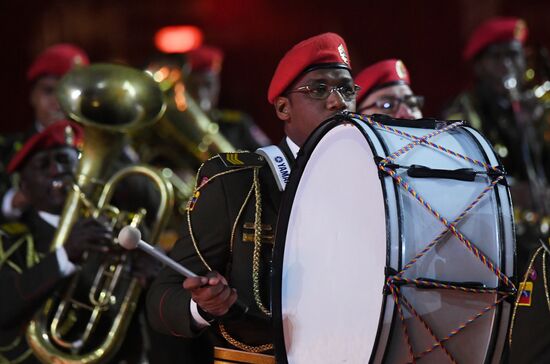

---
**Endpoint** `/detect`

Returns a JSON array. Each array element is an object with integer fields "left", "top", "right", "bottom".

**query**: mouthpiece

[{"left": 117, "top": 226, "right": 141, "bottom": 250}]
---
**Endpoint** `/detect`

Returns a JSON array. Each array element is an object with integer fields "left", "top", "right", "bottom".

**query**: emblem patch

[
  {"left": 187, "top": 190, "right": 201, "bottom": 211},
  {"left": 518, "top": 281, "right": 533, "bottom": 307},
  {"left": 395, "top": 60, "right": 408, "bottom": 79},
  {"left": 338, "top": 44, "right": 349, "bottom": 65},
  {"left": 220, "top": 152, "right": 265, "bottom": 168}
]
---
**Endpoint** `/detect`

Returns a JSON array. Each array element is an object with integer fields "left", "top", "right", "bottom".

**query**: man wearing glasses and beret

[
  {"left": 355, "top": 59, "right": 423, "bottom": 120},
  {"left": 147, "top": 32, "right": 358, "bottom": 363}
]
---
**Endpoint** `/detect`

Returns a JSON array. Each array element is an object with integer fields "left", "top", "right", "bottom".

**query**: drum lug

[{"left": 383, "top": 267, "right": 399, "bottom": 295}]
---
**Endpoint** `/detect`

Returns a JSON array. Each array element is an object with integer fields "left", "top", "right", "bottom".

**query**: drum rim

[
  {"left": 272, "top": 112, "right": 396, "bottom": 363},
  {"left": 272, "top": 114, "right": 350, "bottom": 363}
]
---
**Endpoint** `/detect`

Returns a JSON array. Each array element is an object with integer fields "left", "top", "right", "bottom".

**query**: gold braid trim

[
  {"left": 0, "top": 233, "right": 36, "bottom": 273},
  {"left": 252, "top": 168, "right": 270, "bottom": 316},
  {"left": 187, "top": 156, "right": 273, "bottom": 349},
  {"left": 187, "top": 159, "right": 256, "bottom": 271},
  {"left": 25, "top": 234, "right": 39, "bottom": 268},
  {"left": 218, "top": 323, "right": 273, "bottom": 353},
  {"left": 509, "top": 246, "right": 543, "bottom": 346},
  {"left": 543, "top": 251, "right": 550, "bottom": 314},
  {"left": 230, "top": 182, "right": 255, "bottom": 253}
]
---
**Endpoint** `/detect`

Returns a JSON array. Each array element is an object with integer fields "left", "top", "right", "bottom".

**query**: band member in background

[
  {"left": 185, "top": 46, "right": 271, "bottom": 150},
  {"left": 442, "top": 17, "right": 543, "bottom": 183},
  {"left": 355, "top": 58, "right": 423, "bottom": 119},
  {"left": 0, "top": 121, "right": 113, "bottom": 363},
  {"left": 0, "top": 44, "right": 89, "bottom": 222},
  {"left": 442, "top": 17, "right": 550, "bottom": 364},
  {"left": 147, "top": 32, "right": 358, "bottom": 362}
]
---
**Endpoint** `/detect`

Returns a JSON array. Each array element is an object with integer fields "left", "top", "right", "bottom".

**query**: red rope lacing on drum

[{"left": 353, "top": 113, "right": 516, "bottom": 363}]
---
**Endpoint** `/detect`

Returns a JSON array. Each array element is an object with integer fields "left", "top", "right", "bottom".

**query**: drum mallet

[{"left": 117, "top": 225, "right": 249, "bottom": 319}]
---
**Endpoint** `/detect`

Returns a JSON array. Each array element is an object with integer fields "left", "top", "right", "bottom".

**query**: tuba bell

[{"left": 26, "top": 64, "right": 175, "bottom": 363}]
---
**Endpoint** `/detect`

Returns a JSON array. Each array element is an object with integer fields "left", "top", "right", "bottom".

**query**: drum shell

[{"left": 272, "top": 114, "right": 515, "bottom": 364}]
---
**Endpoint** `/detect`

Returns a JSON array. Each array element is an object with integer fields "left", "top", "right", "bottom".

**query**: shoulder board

[
  {"left": 218, "top": 110, "right": 244, "bottom": 123},
  {"left": 0, "top": 222, "right": 29, "bottom": 237},
  {"left": 219, "top": 152, "right": 266, "bottom": 168}
]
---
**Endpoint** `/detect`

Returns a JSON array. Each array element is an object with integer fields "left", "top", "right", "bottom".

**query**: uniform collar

[
  {"left": 38, "top": 211, "right": 60, "bottom": 228},
  {"left": 285, "top": 137, "right": 300, "bottom": 158}
]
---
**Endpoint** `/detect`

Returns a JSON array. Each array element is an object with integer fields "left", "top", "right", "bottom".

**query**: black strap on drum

[{"left": 374, "top": 156, "right": 507, "bottom": 183}]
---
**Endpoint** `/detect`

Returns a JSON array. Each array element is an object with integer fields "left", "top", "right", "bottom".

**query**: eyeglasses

[
  {"left": 287, "top": 83, "right": 361, "bottom": 102},
  {"left": 359, "top": 95, "right": 425, "bottom": 113}
]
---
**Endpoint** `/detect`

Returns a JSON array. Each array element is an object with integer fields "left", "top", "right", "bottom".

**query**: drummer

[
  {"left": 355, "top": 59, "right": 424, "bottom": 119},
  {"left": 146, "top": 32, "right": 358, "bottom": 361}
]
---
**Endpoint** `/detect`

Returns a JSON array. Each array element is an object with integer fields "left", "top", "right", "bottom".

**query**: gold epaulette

[
  {"left": 219, "top": 152, "right": 265, "bottom": 168},
  {"left": 0, "top": 222, "right": 29, "bottom": 237}
]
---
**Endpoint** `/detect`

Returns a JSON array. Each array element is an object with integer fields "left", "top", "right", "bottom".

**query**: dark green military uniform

[
  {"left": 147, "top": 143, "right": 292, "bottom": 357},
  {"left": 0, "top": 210, "right": 64, "bottom": 364},
  {"left": 508, "top": 245, "right": 550, "bottom": 363},
  {"left": 444, "top": 86, "right": 550, "bottom": 364}
]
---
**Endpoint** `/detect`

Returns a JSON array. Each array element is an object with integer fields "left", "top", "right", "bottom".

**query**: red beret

[
  {"left": 267, "top": 32, "right": 351, "bottom": 104},
  {"left": 7, "top": 120, "right": 83, "bottom": 173},
  {"left": 355, "top": 59, "right": 411, "bottom": 104},
  {"left": 187, "top": 46, "right": 224, "bottom": 73},
  {"left": 27, "top": 44, "right": 89, "bottom": 82},
  {"left": 463, "top": 17, "right": 528, "bottom": 61}
]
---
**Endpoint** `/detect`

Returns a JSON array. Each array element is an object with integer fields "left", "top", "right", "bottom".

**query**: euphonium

[{"left": 26, "top": 64, "right": 174, "bottom": 363}]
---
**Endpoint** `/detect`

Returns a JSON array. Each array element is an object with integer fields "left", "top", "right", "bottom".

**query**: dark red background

[{"left": 1, "top": 0, "right": 549, "bottom": 142}]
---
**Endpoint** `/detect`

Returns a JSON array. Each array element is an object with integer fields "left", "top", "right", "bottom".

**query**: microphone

[
  {"left": 118, "top": 225, "right": 198, "bottom": 278},
  {"left": 117, "top": 226, "right": 249, "bottom": 319}
]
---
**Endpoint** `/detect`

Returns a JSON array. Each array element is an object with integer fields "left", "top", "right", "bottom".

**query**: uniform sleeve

[
  {"left": 146, "top": 160, "right": 233, "bottom": 337},
  {"left": 0, "top": 251, "right": 65, "bottom": 329}
]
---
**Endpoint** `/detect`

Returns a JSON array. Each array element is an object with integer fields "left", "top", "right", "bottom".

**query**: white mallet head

[{"left": 117, "top": 226, "right": 141, "bottom": 250}]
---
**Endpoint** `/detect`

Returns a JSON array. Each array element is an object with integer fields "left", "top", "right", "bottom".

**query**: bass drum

[{"left": 272, "top": 113, "right": 515, "bottom": 363}]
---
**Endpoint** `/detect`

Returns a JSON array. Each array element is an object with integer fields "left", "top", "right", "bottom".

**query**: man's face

[
  {"left": 30, "top": 76, "right": 64, "bottom": 129},
  {"left": 474, "top": 40, "right": 527, "bottom": 97},
  {"left": 186, "top": 70, "right": 221, "bottom": 113},
  {"left": 20, "top": 146, "right": 79, "bottom": 214},
  {"left": 358, "top": 84, "right": 423, "bottom": 119},
  {"left": 279, "top": 68, "right": 356, "bottom": 146}
]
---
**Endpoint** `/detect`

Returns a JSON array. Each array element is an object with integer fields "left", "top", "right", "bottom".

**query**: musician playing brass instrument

[
  {"left": 0, "top": 44, "right": 89, "bottom": 223},
  {"left": 0, "top": 121, "right": 114, "bottom": 363},
  {"left": 442, "top": 17, "right": 550, "bottom": 363}
]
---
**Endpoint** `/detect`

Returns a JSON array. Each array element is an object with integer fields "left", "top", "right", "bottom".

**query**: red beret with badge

[
  {"left": 187, "top": 46, "right": 224, "bottom": 73},
  {"left": 355, "top": 59, "right": 411, "bottom": 104},
  {"left": 7, "top": 120, "right": 84, "bottom": 173},
  {"left": 27, "top": 43, "right": 89, "bottom": 82},
  {"left": 268, "top": 32, "right": 352, "bottom": 104},
  {"left": 463, "top": 17, "right": 528, "bottom": 61}
]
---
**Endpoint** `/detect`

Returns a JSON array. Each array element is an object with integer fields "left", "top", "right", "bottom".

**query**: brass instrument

[
  {"left": 143, "top": 63, "right": 235, "bottom": 161},
  {"left": 26, "top": 64, "right": 174, "bottom": 363},
  {"left": 131, "top": 62, "right": 236, "bottom": 218}
]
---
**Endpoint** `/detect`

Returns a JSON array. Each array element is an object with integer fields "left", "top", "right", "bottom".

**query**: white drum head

[{"left": 275, "top": 122, "right": 387, "bottom": 363}]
